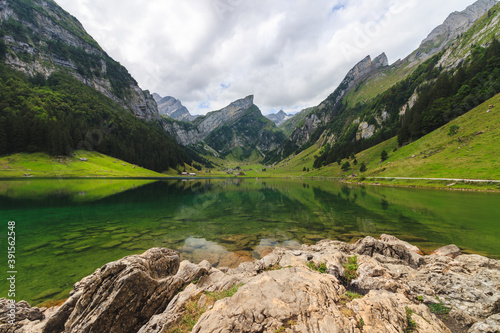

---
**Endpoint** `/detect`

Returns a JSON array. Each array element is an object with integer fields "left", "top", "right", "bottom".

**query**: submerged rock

[{"left": 2, "top": 235, "right": 499, "bottom": 333}]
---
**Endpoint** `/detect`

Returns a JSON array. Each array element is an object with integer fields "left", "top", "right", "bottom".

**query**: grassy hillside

[
  {"left": 300, "top": 94, "right": 500, "bottom": 190},
  {"left": 344, "top": 63, "right": 418, "bottom": 107},
  {"left": 0, "top": 151, "right": 168, "bottom": 178},
  {"left": 363, "top": 96, "right": 500, "bottom": 180}
]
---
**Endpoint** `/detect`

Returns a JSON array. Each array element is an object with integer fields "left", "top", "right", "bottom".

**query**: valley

[{"left": 1, "top": 1, "right": 500, "bottom": 332}]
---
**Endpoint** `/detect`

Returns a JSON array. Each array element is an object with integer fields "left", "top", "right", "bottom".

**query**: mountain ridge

[
  {"left": 264, "top": 0, "right": 499, "bottom": 165},
  {"left": 162, "top": 95, "right": 285, "bottom": 160},
  {"left": 0, "top": 0, "right": 160, "bottom": 121}
]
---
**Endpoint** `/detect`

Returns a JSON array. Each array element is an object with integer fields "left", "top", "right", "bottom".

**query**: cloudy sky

[{"left": 56, "top": 0, "right": 474, "bottom": 115}]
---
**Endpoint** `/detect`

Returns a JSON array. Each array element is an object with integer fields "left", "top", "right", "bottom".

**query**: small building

[
  {"left": 80, "top": 158, "right": 88, "bottom": 162},
  {"left": 189, "top": 173, "right": 197, "bottom": 176},
  {"left": 181, "top": 172, "right": 189, "bottom": 176}
]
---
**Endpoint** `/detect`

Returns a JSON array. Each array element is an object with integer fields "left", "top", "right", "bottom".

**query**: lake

[{"left": 0, "top": 178, "right": 499, "bottom": 305}]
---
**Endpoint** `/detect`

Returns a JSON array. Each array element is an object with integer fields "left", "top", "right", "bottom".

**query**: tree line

[{"left": 0, "top": 65, "right": 191, "bottom": 172}]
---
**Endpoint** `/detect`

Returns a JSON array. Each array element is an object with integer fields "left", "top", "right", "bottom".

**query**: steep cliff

[
  {"left": 0, "top": 0, "right": 159, "bottom": 121},
  {"left": 409, "top": 0, "right": 498, "bottom": 62},
  {"left": 0, "top": 0, "right": 193, "bottom": 171}
]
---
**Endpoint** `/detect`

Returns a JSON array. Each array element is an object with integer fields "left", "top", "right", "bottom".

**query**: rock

[
  {"left": 379, "top": 234, "right": 424, "bottom": 255},
  {"left": 469, "top": 313, "right": 500, "bottom": 333},
  {"left": 357, "top": 121, "right": 376, "bottom": 140},
  {"left": 432, "top": 244, "right": 462, "bottom": 258},
  {"left": 350, "top": 236, "right": 423, "bottom": 268},
  {"left": 8, "top": 235, "right": 500, "bottom": 333},
  {"left": 42, "top": 248, "right": 182, "bottom": 333},
  {"left": 192, "top": 266, "right": 349, "bottom": 333},
  {"left": 0, "top": 299, "right": 44, "bottom": 323},
  {"left": 192, "top": 268, "right": 450, "bottom": 333}
]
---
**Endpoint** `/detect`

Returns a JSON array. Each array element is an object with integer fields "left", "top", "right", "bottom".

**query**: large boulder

[{"left": 43, "top": 248, "right": 182, "bottom": 333}]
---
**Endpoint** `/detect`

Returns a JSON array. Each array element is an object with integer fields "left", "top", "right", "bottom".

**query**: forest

[{"left": 0, "top": 63, "right": 191, "bottom": 172}]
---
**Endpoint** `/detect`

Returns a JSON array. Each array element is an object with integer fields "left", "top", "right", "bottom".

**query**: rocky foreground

[{"left": 1, "top": 235, "right": 499, "bottom": 333}]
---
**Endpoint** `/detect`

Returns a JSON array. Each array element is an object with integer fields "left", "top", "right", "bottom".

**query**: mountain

[
  {"left": 264, "top": 52, "right": 389, "bottom": 162},
  {"left": 163, "top": 96, "right": 286, "bottom": 160},
  {"left": 409, "top": 0, "right": 498, "bottom": 62},
  {"left": 265, "top": 0, "right": 500, "bottom": 165},
  {"left": 279, "top": 107, "right": 315, "bottom": 137},
  {"left": 265, "top": 110, "right": 293, "bottom": 126},
  {"left": 155, "top": 95, "right": 198, "bottom": 122},
  {"left": 0, "top": 0, "right": 192, "bottom": 171}
]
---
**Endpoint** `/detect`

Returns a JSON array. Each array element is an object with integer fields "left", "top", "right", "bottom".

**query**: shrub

[
  {"left": 404, "top": 307, "right": 416, "bottom": 332},
  {"left": 380, "top": 150, "right": 388, "bottom": 162},
  {"left": 428, "top": 301, "right": 451, "bottom": 315},
  {"left": 341, "top": 161, "right": 351, "bottom": 171},
  {"left": 360, "top": 162, "right": 367, "bottom": 172},
  {"left": 448, "top": 124, "right": 460, "bottom": 136},
  {"left": 307, "top": 261, "right": 327, "bottom": 273},
  {"left": 343, "top": 255, "right": 358, "bottom": 284}
]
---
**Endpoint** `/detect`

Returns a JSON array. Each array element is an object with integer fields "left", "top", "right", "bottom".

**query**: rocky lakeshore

[{"left": 1, "top": 235, "right": 499, "bottom": 333}]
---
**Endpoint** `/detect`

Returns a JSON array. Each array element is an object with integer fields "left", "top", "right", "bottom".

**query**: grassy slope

[
  {"left": 0, "top": 151, "right": 168, "bottom": 178},
  {"left": 300, "top": 94, "right": 500, "bottom": 190},
  {"left": 344, "top": 63, "right": 418, "bottom": 107}
]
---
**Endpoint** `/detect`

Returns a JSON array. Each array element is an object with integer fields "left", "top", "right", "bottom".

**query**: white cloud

[{"left": 56, "top": 0, "right": 475, "bottom": 114}]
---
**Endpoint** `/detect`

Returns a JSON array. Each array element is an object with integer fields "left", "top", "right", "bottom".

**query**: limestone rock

[
  {"left": 350, "top": 236, "right": 423, "bottom": 268},
  {"left": 8, "top": 236, "right": 500, "bottom": 333},
  {"left": 379, "top": 234, "right": 424, "bottom": 255},
  {"left": 0, "top": 299, "right": 45, "bottom": 333},
  {"left": 43, "top": 248, "right": 182, "bottom": 333},
  {"left": 469, "top": 313, "right": 500, "bottom": 333},
  {"left": 432, "top": 244, "right": 462, "bottom": 258}
]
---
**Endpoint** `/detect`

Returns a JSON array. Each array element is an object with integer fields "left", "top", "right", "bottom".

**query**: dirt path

[{"left": 368, "top": 177, "right": 500, "bottom": 183}]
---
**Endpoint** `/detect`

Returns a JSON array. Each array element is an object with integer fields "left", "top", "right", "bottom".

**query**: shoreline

[
  {"left": 2, "top": 235, "right": 499, "bottom": 333},
  {"left": 2, "top": 175, "right": 499, "bottom": 193}
]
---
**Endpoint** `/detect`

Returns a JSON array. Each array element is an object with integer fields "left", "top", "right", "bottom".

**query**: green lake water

[{"left": 0, "top": 178, "right": 499, "bottom": 305}]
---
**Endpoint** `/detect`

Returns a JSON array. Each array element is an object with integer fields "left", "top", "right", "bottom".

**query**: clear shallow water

[{"left": 0, "top": 178, "right": 499, "bottom": 305}]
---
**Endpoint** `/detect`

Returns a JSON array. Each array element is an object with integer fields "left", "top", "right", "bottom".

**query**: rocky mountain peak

[
  {"left": 227, "top": 95, "right": 254, "bottom": 111},
  {"left": 415, "top": 0, "right": 498, "bottom": 60},
  {"left": 155, "top": 95, "right": 197, "bottom": 122},
  {"left": 152, "top": 93, "right": 162, "bottom": 102},
  {"left": 265, "top": 110, "right": 293, "bottom": 126},
  {"left": 345, "top": 52, "right": 388, "bottom": 91}
]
